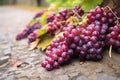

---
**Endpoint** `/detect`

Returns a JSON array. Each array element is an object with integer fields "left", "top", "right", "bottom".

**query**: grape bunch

[
  {"left": 41, "top": 31, "right": 72, "bottom": 70},
  {"left": 87, "top": 6, "right": 117, "bottom": 27},
  {"left": 47, "top": 5, "right": 84, "bottom": 35},
  {"left": 106, "top": 26, "right": 120, "bottom": 53},
  {"left": 41, "top": 6, "right": 120, "bottom": 71},
  {"left": 15, "top": 4, "right": 120, "bottom": 71},
  {"left": 41, "top": 26, "right": 81, "bottom": 71},
  {"left": 28, "top": 30, "right": 38, "bottom": 43},
  {"left": 41, "top": 23, "right": 107, "bottom": 70},
  {"left": 16, "top": 22, "right": 41, "bottom": 40},
  {"left": 33, "top": 10, "right": 47, "bottom": 19}
]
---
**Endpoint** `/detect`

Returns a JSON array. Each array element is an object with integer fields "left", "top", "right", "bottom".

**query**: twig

[{"left": 109, "top": 45, "right": 112, "bottom": 58}]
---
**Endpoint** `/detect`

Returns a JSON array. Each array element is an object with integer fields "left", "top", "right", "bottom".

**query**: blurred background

[
  {"left": 0, "top": 0, "right": 82, "bottom": 8},
  {"left": 0, "top": 0, "right": 47, "bottom": 7}
]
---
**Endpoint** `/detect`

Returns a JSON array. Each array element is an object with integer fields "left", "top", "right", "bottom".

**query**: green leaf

[
  {"left": 38, "top": 11, "right": 51, "bottom": 26},
  {"left": 28, "top": 19, "right": 37, "bottom": 26},
  {"left": 37, "top": 34, "right": 54, "bottom": 51},
  {"left": 80, "top": 0, "right": 103, "bottom": 12},
  {"left": 37, "top": 25, "right": 48, "bottom": 37},
  {"left": 37, "top": 29, "right": 47, "bottom": 37},
  {"left": 37, "top": 31, "right": 64, "bottom": 51},
  {"left": 79, "top": 14, "right": 87, "bottom": 25}
]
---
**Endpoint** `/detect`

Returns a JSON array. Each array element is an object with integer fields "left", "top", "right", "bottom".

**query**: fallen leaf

[
  {"left": 37, "top": 34, "right": 53, "bottom": 51},
  {"left": 28, "top": 38, "right": 40, "bottom": 50},
  {"left": 12, "top": 61, "right": 25, "bottom": 69}
]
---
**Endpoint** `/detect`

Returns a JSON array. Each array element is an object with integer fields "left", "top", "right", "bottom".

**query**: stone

[
  {"left": 115, "top": 69, "right": 120, "bottom": 77},
  {"left": 97, "top": 74, "right": 117, "bottom": 80},
  {"left": 68, "top": 71, "right": 80, "bottom": 78},
  {"left": 0, "top": 72, "right": 2, "bottom": 76},
  {"left": 25, "top": 58, "right": 35, "bottom": 64},
  {"left": 3, "top": 48, "right": 11, "bottom": 56},
  {"left": 117, "top": 78, "right": 120, "bottom": 80},
  {"left": 53, "top": 75, "right": 69, "bottom": 80},
  {"left": 18, "top": 77, "right": 29, "bottom": 80},
  {"left": 95, "top": 68, "right": 103, "bottom": 73},
  {"left": 54, "top": 68, "right": 65, "bottom": 75},
  {"left": 5, "top": 75, "right": 15, "bottom": 80},
  {"left": 76, "top": 76, "right": 90, "bottom": 80},
  {"left": 0, "top": 76, "right": 4, "bottom": 80},
  {"left": 0, "top": 56, "right": 10, "bottom": 65},
  {"left": 30, "top": 53, "right": 38, "bottom": 57}
]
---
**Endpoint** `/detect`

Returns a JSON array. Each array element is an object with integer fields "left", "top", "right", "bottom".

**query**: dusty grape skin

[
  {"left": 106, "top": 25, "right": 120, "bottom": 53},
  {"left": 16, "top": 22, "right": 41, "bottom": 41}
]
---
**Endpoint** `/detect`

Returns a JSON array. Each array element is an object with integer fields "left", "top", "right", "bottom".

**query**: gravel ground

[{"left": 0, "top": 6, "right": 120, "bottom": 80}]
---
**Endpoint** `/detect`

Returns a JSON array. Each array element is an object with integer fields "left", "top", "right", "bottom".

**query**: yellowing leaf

[
  {"left": 39, "top": 11, "right": 51, "bottom": 26},
  {"left": 80, "top": 0, "right": 103, "bottom": 12},
  {"left": 28, "top": 39, "right": 40, "bottom": 50},
  {"left": 37, "top": 25, "right": 48, "bottom": 37},
  {"left": 79, "top": 14, "right": 87, "bottom": 25},
  {"left": 37, "top": 31, "right": 64, "bottom": 51},
  {"left": 37, "top": 34, "right": 53, "bottom": 51},
  {"left": 28, "top": 19, "right": 37, "bottom": 26}
]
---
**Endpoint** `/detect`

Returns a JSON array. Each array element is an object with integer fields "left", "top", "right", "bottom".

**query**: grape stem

[
  {"left": 105, "top": 6, "right": 120, "bottom": 25},
  {"left": 109, "top": 45, "right": 112, "bottom": 58},
  {"left": 106, "top": 6, "right": 120, "bottom": 20},
  {"left": 72, "top": 10, "right": 81, "bottom": 19}
]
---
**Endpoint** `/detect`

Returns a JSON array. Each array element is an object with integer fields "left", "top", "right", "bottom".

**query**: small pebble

[{"left": 95, "top": 68, "right": 103, "bottom": 73}]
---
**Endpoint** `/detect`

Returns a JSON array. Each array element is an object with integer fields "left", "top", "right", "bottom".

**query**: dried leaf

[
  {"left": 37, "top": 34, "right": 54, "bottom": 51},
  {"left": 29, "top": 38, "right": 40, "bottom": 50},
  {"left": 12, "top": 61, "right": 25, "bottom": 69}
]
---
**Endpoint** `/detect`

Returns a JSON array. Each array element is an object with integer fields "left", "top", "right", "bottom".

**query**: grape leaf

[
  {"left": 38, "top": 11, "right": 51, "bottom": 26},
  {"left": 28, "top": 19, "right": 37, "bottom": 26},
  {"left": 37, "top": 25, "right": 48, "bottom": 37},
  {"left": 80, "top": 0, "right": 103, "bottom": 12},
  {"left": 37, "top": 31, "right": 64, "bottom": 51},
  {"left": 37, "top": 34, "right": 53, "bottom": 51},
  {"left": 79, "top": 14, "right": 87, "bottom": 25}
]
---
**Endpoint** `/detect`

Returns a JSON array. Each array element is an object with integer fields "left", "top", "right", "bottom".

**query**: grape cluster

[
  {"left": 47, "top": 5, "right": 84, "bottom": 35},
  {"left": 106, "top": 26, "right": 120, "bottom": 53},
  {"left": 33, "top": 10, "right": 47, "bottom": 19},
  {"left": 87, "top": 6, "right": 117, "bottom": 27},
  {"left": 47, "top": 12, "right": 56, "bottom": 23},
  {"left": 41, "top": 32, "right": 71, "bottom": 70},
  {"left": 28, "top": 30, "right": 38, "bottom": 43},
  {"left": 78, "top": 24, "right": 106, "bottom": 61},
  {"left": 16, "top": 22, "right": 41, "bottom": 40},
  {"left": 41, "top": 23, "right": 107, "bottom": 70},
  {"left": 41, "top": 6, "right": 120, "bottom": 71}
]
